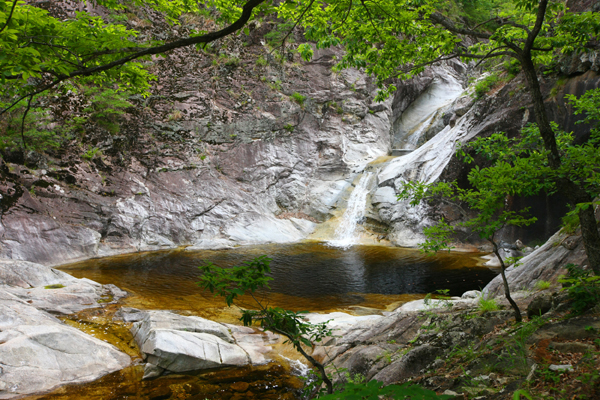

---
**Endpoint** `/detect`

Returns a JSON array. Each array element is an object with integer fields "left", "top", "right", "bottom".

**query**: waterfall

[{"left": 327, "top": 172, "right": 375, "bottom": 248}]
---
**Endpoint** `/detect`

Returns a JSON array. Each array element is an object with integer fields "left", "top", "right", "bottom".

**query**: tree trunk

[
  {"left": 491, "top": 240, "right": 522, "bottom": 322},
  {"left": 520, "top": 54, "right": 600, "bottom": 275}
]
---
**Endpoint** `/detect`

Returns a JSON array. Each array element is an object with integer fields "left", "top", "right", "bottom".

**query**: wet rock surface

[{"left": 0, "top": 259, "right": 130, "bottom": 399}]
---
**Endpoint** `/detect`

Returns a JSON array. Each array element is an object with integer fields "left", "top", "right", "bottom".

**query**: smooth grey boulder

[
  {"left": 0, "top": 291, "right": 130, "bottom": 399},
  {"left": 0, "top": 259, "right": 126, "bottom": 314},
  {"left": 483, "top": 229, "right": 588, "bottom": 297},
  {"left": 130, "top": 310, "right": 279, "bottom": 377}
]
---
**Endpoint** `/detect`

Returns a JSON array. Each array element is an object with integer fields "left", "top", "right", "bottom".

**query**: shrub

[
  {"left": 478, "top": 296, "right": 499, "bottom": 312},
  {"left": 535, "top": 280, "right": 551, "bottom": 290},
  {"left": 256, "top": 55, "right": 268, "bottom": 66},
  {"left": 559, "top": 264, "right": 600, "bottom": 314},
  {"left": 290, "top": 92, "right": 305, "bottom": 105},
  {"left": 473, "top": 73, "right": 500, "bottom": 99}
]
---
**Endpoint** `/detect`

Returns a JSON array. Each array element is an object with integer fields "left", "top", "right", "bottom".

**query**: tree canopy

[{"left": 2, "top": 0, "right": 599, "bottom": 110}]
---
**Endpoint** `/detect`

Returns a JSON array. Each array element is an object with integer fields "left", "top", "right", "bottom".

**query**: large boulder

[
  {"left": 483, "top": 229, "right": 588, "bottom": 297},
  {"left": 372, "top": 344, "right": 442, "bottom": 384},
  {"left": 0, "top": 259, "right": 126, "bottom": 314},
  {"left": 129, "top": 310, "right": 279, "bottom": 378},
  {"left": 0, "top": 291, "right": 130, "bottom": 398}
]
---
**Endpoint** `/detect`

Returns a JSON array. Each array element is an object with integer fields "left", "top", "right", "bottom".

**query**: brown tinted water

[
  {"left": 31, "top": 242, "right": 496, "bottom": 400},
  {"left": 58, "top": 242, "right": 496, "bottom": 319}
]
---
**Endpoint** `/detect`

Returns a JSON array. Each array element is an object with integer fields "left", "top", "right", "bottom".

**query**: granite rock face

[
  {"left": 129, "top": 310, "right": 279, "bottom": 378},
  {"left": 0, "top": 259, "right": 130, "bottom": 399},
  {"left": 0, "top": 45, "right": 401, "bottom": 265},
  {"left": 483, "top": 229, "right": 589, "bottom": 298}
]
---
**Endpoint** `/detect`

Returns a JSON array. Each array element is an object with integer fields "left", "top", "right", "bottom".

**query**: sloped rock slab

[
  {"left": 0, "top": 291, "right": 130, "bottom": 399},
  {"left": 0, "top": 259, "right": 127, "bottom": 315},
  {"left": 129, "top": 310, "right": 279, "bottom": 378}
]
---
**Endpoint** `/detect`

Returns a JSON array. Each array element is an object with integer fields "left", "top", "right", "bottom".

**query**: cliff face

[
  {"left": 1, "top": 3, "right": 599, "bottom": 265},
  {"left": 0, "top": 1, "right": 421, "bottom": 264}
]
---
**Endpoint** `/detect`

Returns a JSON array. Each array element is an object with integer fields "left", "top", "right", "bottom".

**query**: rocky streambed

[{"left": 1, "top": 223, "right": 598, "bottom": 399}]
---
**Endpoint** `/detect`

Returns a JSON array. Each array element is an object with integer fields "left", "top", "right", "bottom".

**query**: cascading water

[{"left": 327, "top": 172, "right": 375, "bottom": 248}]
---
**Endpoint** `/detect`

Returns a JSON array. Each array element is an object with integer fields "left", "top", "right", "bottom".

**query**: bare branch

[
  {"left": 20, "top": 95, "right": 33, "bottom": 151},
  {"left": 429, "top": 11, "right": 492, "bottom": 39},
  {"left": 279, "top": 0, "right": 315, "bottom": 49},
  {"left": 0, "top": 0, "right": 19, "bottom": 34},
  {"left": 498, "top": 18, "right": 531, "bottom": 34},
  {"left": 524, "top": 0, "right": 549, "bottom": 53},
  {"left": 359, "top": 0, "right": 384, "bottom": 42}
]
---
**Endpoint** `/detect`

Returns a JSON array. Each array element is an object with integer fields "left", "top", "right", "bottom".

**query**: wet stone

[{"left": 231, "top": 381, "right": 250, "bottom": 392}]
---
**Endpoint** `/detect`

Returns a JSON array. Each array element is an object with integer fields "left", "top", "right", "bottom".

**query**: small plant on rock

[
  {"left": 478, "top": 296, "right": 499, "bottom": 313},
  {"left": 290, "top": 92, "right": 306, "bottom": 106},
  {"left": 535, "top": 280, "right": 551, "bottom": 290}
]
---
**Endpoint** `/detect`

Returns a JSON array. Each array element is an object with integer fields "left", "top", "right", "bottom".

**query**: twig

[
  {"left": 0, "top": 0, "right": 19, "bottom": 34},
  {"left": 20, "top": 95, "right": 33, "bottom": 151}
]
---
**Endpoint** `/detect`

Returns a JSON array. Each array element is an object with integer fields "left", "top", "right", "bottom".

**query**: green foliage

[
  {"left": 275, "top": 0, "right": 600, "bottom": 101},
  {"left": 317, "top": 380, "right": 451, "bottom": 400},
  {"left": 44, "top": 284, "right": 65, "bottom": 289},
  {"left": 82, "top": 147, "right": 102, "bottom": 160},
  {"left": 283, "top": 124, "right": 295, "bottom": 132},
  {"left": 473, "top": 73, "right": 500, "bottom": 99},
  {"left": 198, "top": 255, "right": 273, "bottom": 307},
  {"left": 478, "top": 296, "right": 499, "bottom": 312},
  {"left": 290, "top": 92, "right": 306, "bottom": 106},
  {"left": 81, "top": 87, "right": 132, "bottom": 134},
  {"left": 537, "top": 366, "right": 564, "bottom": 384},
  {"left": 455, "top": 0, "right": 511, "bottom": 25},
  {"left": 213, "top": 54, "right": 240, "bottom": 67},
  {"left": 494, "top": 317, "right": 547, "bottom": 374},
  {"left": 197, "top": 255, "right": 333, "bottom": 353},
  {"left": 513, "top": 389, "right": 534, "bottom": 400},
  {"left": 297, "top": 43, "right": 314, "bottom": 62},
  {"left": 264, "top": 21, "right": 295, "bottom": 47},
  {"left": 535, "top": 280, "right": 551, "bottom": 290},
  {"left": 256, "top": 55, "right": 268, "bottom": 66},
  {"left": 559, "top": 264, "right": 600, "bottom": 314},
  {"left": 3, "top": 0, "right": 600, "bottom": 117},
  {"left": 0, "top": 101, "right": 61, "bottom": 152},
  {"left": 268, "top": 79, "right": 283, "bottom": 91}
]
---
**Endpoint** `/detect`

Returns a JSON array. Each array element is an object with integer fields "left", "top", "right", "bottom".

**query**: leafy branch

[{"left": 197, "top": 255, "right": 335, "bottom": 394}]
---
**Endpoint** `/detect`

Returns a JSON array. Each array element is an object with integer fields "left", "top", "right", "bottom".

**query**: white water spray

[{"left": 328, "top": 172, "right": 375, "bottom": 248}]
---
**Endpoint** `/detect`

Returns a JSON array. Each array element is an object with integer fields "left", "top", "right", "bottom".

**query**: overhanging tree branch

[
  {"left": 1, "top": 0, "right": 266, "bottom": 116},
  {"left": 429, "top": 11, "right": 492, "bottom": 39},
  {"left": 0, "top": 0, "right": 19, "bottom": 34}
]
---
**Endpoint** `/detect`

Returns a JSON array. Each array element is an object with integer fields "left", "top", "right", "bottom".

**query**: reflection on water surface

[
  {"left": 59, "top": 242, "right": 496, "bottom": 318},
  {"left": 30, "top": 243, "right": 498, "bottom": 400}
]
